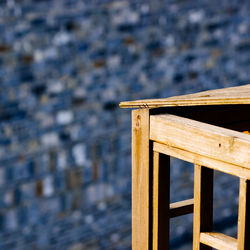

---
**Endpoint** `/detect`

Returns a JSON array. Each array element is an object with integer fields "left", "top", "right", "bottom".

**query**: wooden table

[{"left": 120, "top": 84, "right": 250, "bottom": 250}]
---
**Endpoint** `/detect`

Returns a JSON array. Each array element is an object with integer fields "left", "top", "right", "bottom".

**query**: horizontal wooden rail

[
  {"left": 169, "top": 199, "right": 194, "bottom": 218},
  {"left": 154, "top": 142, "right": 250, "bottom": 179},
  {"left": 200, "top": 232, "right": 237, "bottom": 250},
  {"left": 150, "top": 114, "right": 250, "bottom": 170}
]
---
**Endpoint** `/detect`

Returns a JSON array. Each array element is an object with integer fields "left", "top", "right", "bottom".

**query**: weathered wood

[
  {"left": 120, "top": 84, "right": 250, "bottom": 108},
  {"left": 132, "top": 109, "right": 150, "bottom": 250},
  {"left": 237, "top": 178, "right": 250, "bottom": 250},
  {"left": 200, "top": 232, "right": 237, "bottom": 250},
  {"left": 153, "top": 152, "right": 170, "bottom": 250},
  {"left": 150, "top": 114, "right": 250, "bottom": 170},
  {"left": 154, "top": 142, "right": 250, "bottom": 179},
  {"left": 169, "top": 198, "right": 194, "bottom": 218},
  {"left": 193, "top": 165, "right": 213, "bottom": 250}
]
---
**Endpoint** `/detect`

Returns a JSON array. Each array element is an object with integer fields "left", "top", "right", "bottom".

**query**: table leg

[{"left": 132, "top": 109, "right": 150, "bottom": 250}]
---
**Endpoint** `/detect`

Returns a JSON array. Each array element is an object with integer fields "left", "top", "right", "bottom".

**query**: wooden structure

[{"left": 120, "top": 84, "right": 250, "bottom": 250}]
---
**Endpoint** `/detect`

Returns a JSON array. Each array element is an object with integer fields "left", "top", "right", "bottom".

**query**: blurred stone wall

[{"left": 0, "top": 0, "right": 249, "bottom": 249}]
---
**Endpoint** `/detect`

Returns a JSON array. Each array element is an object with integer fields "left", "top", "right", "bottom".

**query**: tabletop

[{"left": 119, "top": 84, "right": 250, "bottom": 109}]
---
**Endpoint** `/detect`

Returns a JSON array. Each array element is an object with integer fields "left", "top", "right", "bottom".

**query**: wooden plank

[
  {"left": 153, "top": 151, "right": 159, "bottom": 250},
  {"left": 193, "top": 165, "right": 213, "bottom": 250},
  {"left": 150, "top": 114, "right": 250, "bottom": 170},
  {"left": 132, "top": 109, "right": 150, "bottom": 250},
  {"left": 200, "top": 232, "right": 237, "bottom": 250},
  {"left": 237, "top": 178, "right": 250, "bottom": 250},
  {"left": 193, "top": 164, "right": 202, "bottom": 250},
  {"left": 120, "top": 84, "right": 250, "bottom": 108},
  {"left": 169, "top": 198, "right": 194, "bottom": 218},
  {"left": 153, "top": 152, "right": 170, "bottom": 250},
  {"left": 154, "top": 142, "right": 250, "bottom": 179}
]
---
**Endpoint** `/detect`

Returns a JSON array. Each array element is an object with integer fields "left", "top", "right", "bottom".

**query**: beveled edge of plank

[
  {"left": 120, "top": 99, "right": 250, "bottom": 108},
  {"left": 120, "top": 84, "right": 250, "bottom": 108},
  {"left": 200, "top": 232, "right": 237, "bottom": 250},
  {"left": 169, "top": 198, "right": 194, "bottom": 218}
]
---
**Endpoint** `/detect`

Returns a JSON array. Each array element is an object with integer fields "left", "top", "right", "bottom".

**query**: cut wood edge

[
  {"left": 169, "top": 198, "right": 194, "bottom": 218},
  {"left": 120, "top": 84, "right": 250, "bottom": 108},
  {"left": 200, "top": 232, "right": 237, "bottom": 250},
  {"left": 119, "top": 99, "right": 250, "bottom": 108}
]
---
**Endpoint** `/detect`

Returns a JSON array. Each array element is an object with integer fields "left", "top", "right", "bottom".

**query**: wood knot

[
  {"left": 199, "top": 94, "right": 210, "bottom": 97},
  {"left": 136, "top": 115, "right": 141, "bottom": 127}
]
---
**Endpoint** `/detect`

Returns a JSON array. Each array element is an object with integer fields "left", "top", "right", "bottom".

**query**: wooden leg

[
  {"left": 132, "top": 109, "right": 150, "bottom": 250},
  {"left": 237, "top": 178, "right": 250, "bottom": 250},
  {"left": 193, "top": 165, "right": 213, "bottom": 250},
  {"left": 153, "top": 151, "right": 170, "bottom": 250}
]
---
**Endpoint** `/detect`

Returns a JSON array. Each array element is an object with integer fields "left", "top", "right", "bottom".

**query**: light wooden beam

[
  {"left": 193, "top": 165, "right": 213, "bottom": 250},
  {"left": 132, "top": 109, "right": 150, "bottom": 250},
  {"left": 169, "top": 199, "right": 194, "bottom": 218},
  {"left": 150, "top": 114, "right": 250, "bottom": 170},
  {"left": 200, "top": 232, "right": 237, "bottom": 250},
  {"left": 154, "top": 142, "right": 250, "bottom": 179},
  {"left": 237, "top": 178, "right": 250, "bottom": 250}
]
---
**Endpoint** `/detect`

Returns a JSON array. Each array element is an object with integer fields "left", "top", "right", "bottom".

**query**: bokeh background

[{"left": 0, "top": 0, "right": 249, "bottom": 249}]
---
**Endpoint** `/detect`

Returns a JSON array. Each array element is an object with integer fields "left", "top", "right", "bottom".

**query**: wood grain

[
  {"left": 154, "top": 142, "right": 250, "bottom": 179},
  {"left": 237, "top": 178, "right": 250, "bottom": 250},
  {"left": 193, "top": 165, "right": 213, "bottom": 250},
  {"left": 153, "top": 151, "right": 159, "bottom": 250},
  {"left": 200, "top": 232, "right": 237, "bottom": 250},
  {"left": 169, "top": 198, "right": 194, "bottom": 218},
  {"left": 150, "top": 114, "right": 250, "bottom": 170},
  {"left": 120, "top": 84, "right": 250, "bottom": 108},
  {"left": 132, "top": 109, "right": 150, "bottom": 250}
]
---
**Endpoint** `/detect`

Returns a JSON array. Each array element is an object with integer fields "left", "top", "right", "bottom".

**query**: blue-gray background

[{"left": 0, "top": 0, "right": 249, "bottom": 249}]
